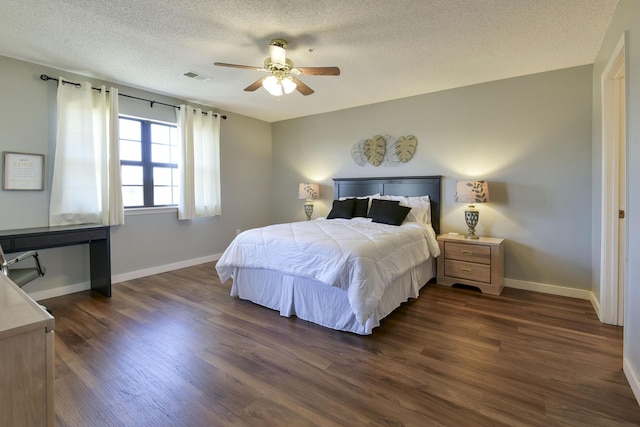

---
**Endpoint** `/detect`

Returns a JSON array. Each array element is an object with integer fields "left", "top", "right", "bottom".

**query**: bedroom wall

[
  {"left": 272, "top": 65, "right": 593, "bottom": 293},
  {"left": 592, "top": 0, "right": 640, "bottom": 403},
  {"left": 0, "top": 55, "right": 272, "bottom": 299}
]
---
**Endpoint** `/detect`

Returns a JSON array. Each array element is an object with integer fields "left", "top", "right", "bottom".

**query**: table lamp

[
  {"left": 298, "top": 183, "right": 320, "bottom": 220},
  {"left": 455, "top": 180, "right": 490, "bottom": 239}
]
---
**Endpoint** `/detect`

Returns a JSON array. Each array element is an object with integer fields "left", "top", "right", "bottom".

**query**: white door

[
  {"left": 616, "top": 71, "right": 626, "bottom": 326},
  {"left": 600, "top": 33, "right": 626, "bottom": 326}
]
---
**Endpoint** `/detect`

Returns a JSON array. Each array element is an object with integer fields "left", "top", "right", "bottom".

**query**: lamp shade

[
  {"left": 262, "top": 75, "right": 297, "bottom": 97},
  {"left": 455, "top": 180, "right": 490, "bottom": 204},
  {"left": 281, "top": 76, "right": 297, "bottom": 94},
  {"left": 298, "top": 183, "right": 320, "bottom": 200},
  {"left": 262, "top": 75, "right": 282, "bottom": 96}
]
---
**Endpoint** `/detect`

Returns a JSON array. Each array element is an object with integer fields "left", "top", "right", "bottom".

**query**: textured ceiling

[{"left": 1, "top": 0, "right": 618, "bottom": 123}]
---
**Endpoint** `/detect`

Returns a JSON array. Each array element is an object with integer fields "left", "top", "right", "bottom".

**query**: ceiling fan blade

[
  {"left": 214, "top": 62, "right": 263, "bottom": 71},
  {"left": 244, "top": 77, "right": 266, "bottom": 92},
  {"left": 291, "top": 77, "right": 314, "bottom": 96},
  {"left": 295, "top": 67, "right": 341, "bottom": 76}
]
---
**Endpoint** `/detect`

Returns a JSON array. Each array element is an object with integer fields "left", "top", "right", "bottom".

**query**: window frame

[{"left": 119, "top": 116, "right": 179, "bottom": 209}]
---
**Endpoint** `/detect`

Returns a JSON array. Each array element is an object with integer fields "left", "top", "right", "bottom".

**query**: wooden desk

[{"left": 0, "top": 224, "right": 111, "bottom": 297}]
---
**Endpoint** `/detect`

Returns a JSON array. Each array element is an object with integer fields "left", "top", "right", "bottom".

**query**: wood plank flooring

[{"left": 41, "top": 263, "right": 640, "bottom": 426}]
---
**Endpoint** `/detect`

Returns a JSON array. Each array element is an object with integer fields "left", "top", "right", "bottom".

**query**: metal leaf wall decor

[
  {"left": 351, "top": 134, "right": 417, "bottom": 167},
  {"left": 395, "top": 135, "right": 417, "bottom": 163},
  {"left": 363, "top": 135, "right": 386, "bottom": 166}
]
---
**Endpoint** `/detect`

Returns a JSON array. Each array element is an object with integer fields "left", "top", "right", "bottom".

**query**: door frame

[{"left": 599, "top": 33, "right": 627, "bottom": 326}]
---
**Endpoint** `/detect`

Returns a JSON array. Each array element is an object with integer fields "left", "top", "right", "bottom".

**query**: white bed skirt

[{"left": 229, "top": 259, "right": 435, "bottom": 335}]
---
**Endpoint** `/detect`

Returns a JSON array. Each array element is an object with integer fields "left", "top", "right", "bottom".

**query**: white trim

[
  {"left": 26, "top": 281, "right": 91, "bottom": 302},
  {"left": 624, "top": 357, "right": 640, "bottom": 405},
  {"left": 504, "top": 278, "right": 594, "bottom": 301},
  {"left": 599, "top": 32, "right": 627, "bottom": 325},
  {"left": 24, "top": 253, "right": 223, "bottom": 301},
  {"left": 125, "top": 206, "right": 178, "bottom": 216},
  {"left": 112, "top": 253, "right": 221, "bottom": 283},
  {"left": 119, "top": 113, "right": 176, "bottom": 126},
  {"left": 590, "top": 292, "right": 601, "bottom": 320}
]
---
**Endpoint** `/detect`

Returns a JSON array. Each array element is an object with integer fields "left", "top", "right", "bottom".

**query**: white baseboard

[
  {"left": 26, "top": 253, "right": 223, "bottom": 301},
  {"left": 591, "top": 292, "right": 603, "bottom": 322},
  {"left": 504, "top": 278, "right": 595, "bottom": 301},
  {"left": 26, "top": 281, "right": 91, "bottom": 302},
  {"left": 112, "top": 253, "right": 222, "bottom": 284},
  {"left": 624, "top": 357, "right": 640, "bottom": 406}
]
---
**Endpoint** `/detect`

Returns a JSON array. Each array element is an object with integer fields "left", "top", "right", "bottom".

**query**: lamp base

[
  {"left": 464, "top": 209, "right": 480, "bottom": 239},
  {"left": 304, "top": 200, "right": 314, "bottom": 221}
]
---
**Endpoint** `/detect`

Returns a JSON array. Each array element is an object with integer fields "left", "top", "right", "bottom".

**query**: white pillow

[
  {"left": 381, "top": 195, "right": 431, "bottom": 224},
  {"left": 405, "top": 196, "right": 431, "bottom": 224}
]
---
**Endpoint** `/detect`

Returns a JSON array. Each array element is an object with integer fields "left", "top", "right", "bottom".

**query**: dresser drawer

[
  {"left": 444, "top": 259, "right": 491, "bottom": 283},
  {"left": 444, "top": 242, "right": 491, "bottom": 264}
]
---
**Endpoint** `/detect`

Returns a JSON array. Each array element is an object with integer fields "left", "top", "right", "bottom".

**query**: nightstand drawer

[
  {"left": 444, "top": 259, "right": 491, "bottom": 283},
  {"left": 444, "top": 242, "right": 491, "bottom": 264}
]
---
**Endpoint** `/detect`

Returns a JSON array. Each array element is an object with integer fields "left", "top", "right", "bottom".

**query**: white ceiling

[{"left": 1, "top": 0, "right": 618, "bottom": 123}]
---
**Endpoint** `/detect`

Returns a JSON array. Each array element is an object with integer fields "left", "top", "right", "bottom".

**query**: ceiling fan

[{"left": 214, "top": 38, "right": 340, "bottom": 96}]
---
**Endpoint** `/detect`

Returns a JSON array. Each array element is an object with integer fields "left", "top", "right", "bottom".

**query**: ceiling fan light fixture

[
  {"left": 215, "top": 38, "right": 339, "bottom": 96},
  {"left": 262, "top": 75, "right": 283, "bottom": 96},
  {"left": 281, "top": 76, "right": 297, "bottom": 94}
]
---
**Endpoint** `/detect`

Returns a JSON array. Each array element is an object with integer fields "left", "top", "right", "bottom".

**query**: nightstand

[{"left": 436, "top": 234, "right": 504, "bottom": 295}]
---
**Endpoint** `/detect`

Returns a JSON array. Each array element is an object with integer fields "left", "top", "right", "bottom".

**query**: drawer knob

[
  {"left": 461, "top": 250, "right": 473, "bottom": 256},
  {"left": 461, "top": 268, "right": 472, "bottom": 273}
]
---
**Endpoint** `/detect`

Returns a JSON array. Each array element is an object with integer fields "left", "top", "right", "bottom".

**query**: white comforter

[{"left": 216, "top": 217, "right": 440, "bottom": 325}]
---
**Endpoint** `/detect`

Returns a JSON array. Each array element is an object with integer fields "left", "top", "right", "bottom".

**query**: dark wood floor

[{"left": 41, "top": 263, "right": 640, "bottom": 426}]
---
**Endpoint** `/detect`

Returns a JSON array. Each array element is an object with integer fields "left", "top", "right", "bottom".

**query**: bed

[{"left": 216, "top": 176, "right": 442, "bottom": 335}]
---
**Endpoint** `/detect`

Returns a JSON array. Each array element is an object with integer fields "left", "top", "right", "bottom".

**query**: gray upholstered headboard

[{"left": 333, "top": 176, "right": 442, "bottom": 234}]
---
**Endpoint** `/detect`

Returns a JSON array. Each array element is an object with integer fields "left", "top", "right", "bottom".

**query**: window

[{"left": 119, "top": 117, "right": 179, "bottom": 208}]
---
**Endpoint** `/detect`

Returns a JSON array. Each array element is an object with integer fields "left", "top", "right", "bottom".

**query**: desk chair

[{"left": 0, "top": 244, "right": 46, "bottom": 288}]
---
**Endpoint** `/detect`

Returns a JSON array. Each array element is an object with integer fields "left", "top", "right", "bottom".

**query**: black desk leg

[{"left": 89, "top": 238, "right": 112, "bottom": 298}]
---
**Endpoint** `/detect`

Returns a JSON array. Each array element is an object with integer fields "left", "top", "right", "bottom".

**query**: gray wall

[
  {"left": 0, "top": 55, "right": 272, "bottom": 295},
  {"left": 0, "top": 55, "right": 598, "bottom": 296},
  {"left": 592, "top": 0, "right": 640, "bottom": 398},
  {"left": 272, "top": 66, "right": 593, "bottom": 290}
]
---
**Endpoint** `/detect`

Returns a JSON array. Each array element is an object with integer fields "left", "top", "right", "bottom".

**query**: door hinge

[{"left": 619, "top": 209, "right": 625, "bottom": 219}]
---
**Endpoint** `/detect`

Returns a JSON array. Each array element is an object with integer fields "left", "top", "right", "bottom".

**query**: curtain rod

[{"left": 40, "top": 74, "right": 227, "bottom": 119}]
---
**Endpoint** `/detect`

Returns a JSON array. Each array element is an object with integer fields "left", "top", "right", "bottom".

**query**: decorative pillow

[
  {"left": 368, "top": 198, "right": 399, "bottom": 219},
  {"left": 327, "top": 198, "right": 356, "bottom": 219},
  {"left": 339, "top": 193, "right": 380, "bottom": 216},
  {"left": 350, "top": 198, "right": 369, "bottom": 217},
  {"left": 369, "top": 199, "right": 412, "bottom": 226}
]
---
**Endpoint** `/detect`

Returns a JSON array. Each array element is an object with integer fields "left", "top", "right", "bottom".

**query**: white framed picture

[{"left": 3, "top": 152, "right": 45, "bottom": 191}]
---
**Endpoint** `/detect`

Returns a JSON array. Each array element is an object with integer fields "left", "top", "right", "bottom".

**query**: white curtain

[
  {"left": 102, "top": 87, "right": 124, "bottom": 225},
  {"left": 49, "top": 78, "right": 123, "bottom": 226},
  {"left": 176, "top": 105, "right": 221, "bottom": 220}
]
